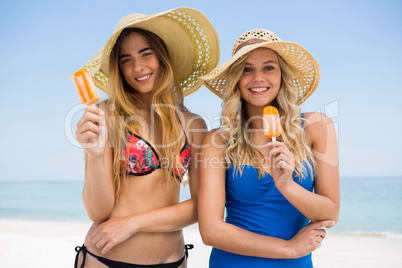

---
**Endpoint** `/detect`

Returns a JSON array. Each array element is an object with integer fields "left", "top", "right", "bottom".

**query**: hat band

[{"left": 234, "top": 38, "right": 268, "bottom": 55}]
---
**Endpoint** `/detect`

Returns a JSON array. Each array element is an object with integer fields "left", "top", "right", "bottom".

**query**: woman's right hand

[
  {"left": 287, "top": 220, "right": 335, "bottom": 258},
  {"left": 75, "top": 105, "right": 107, "bottom": 158}
]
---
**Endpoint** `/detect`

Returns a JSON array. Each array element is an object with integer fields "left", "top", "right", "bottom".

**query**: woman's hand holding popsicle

[
  {"left": 264, "top": 106, "right": 295, "bottom": 189},
  {"left": 74, "top": 70, "right": 107, "bottom": 157}
]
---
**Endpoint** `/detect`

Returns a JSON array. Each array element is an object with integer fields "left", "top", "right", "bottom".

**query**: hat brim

[
  {"left": 81, "top": 7, "right": 220, "bottom": 97},
  {"left": 199, "top": 41, "right": 320, "bottom": 105}
]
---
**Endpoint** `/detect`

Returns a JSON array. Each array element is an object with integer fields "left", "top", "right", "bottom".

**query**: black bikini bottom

[{"left": 74, "top": 244, "right": 193, "bottom": 268}]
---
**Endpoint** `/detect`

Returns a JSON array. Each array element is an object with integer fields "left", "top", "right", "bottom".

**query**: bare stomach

[
  {"left": 83, "top": 227, "right": 185, "bottom": 265},
  {"left": 80, "top": 172, "right": 187, "bottom": 266}
]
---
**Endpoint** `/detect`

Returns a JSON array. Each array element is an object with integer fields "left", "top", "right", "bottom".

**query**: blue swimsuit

[{"left": 209, "top": 161, "right": 314, "bottom": 267}]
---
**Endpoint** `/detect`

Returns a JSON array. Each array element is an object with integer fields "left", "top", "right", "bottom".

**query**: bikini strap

[
  {"left": 185, "top": 244, "right": 194, "bottom": 258},
  {"left": 74, "top": 244, "right": 99, "bottom": 268},
  {"left": 75, "top": 243, "right": 193, "bottom": 268},
  {"left": 74, "top": 244, "right": 87, "bottom": 268}
]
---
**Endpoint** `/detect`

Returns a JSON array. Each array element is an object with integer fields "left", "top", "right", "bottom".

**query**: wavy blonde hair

[
  {"left": 107, "top": 28, "right": 188, "bottom": 198},
  {"left": 219, "top": 49, "right": 316, "bottom": 180}
]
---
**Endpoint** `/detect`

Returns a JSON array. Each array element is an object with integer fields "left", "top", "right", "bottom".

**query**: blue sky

[{"left": 0, "top": 0, "right": 401, "bottom": 181}]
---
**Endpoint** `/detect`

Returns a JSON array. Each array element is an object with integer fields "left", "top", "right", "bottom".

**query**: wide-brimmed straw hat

[
  {"left": 199, "top": 29, "right": 320, "bottom": 105},
  {"left": 78, "top": 7, "right": 219, "bottom": 97}
]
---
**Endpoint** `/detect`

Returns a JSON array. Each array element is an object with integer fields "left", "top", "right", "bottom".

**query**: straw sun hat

[
  {"left": 199, "top": 29, "right": 320, "bottom": 105},
  {"left": 79, "top": 7, "right": 220, "bottom": 97}
]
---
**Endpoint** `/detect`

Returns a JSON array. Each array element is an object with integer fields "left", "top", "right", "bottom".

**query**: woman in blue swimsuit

[
  {"left": 198, "top": 29, "right": 340, "bottom": 267},
  {"left": 73, "top": 8, "right": 219, "bottom": 267}
]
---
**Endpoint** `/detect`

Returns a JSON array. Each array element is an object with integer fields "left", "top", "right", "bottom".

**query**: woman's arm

[
  {"left": 88, "top": 112, "right": 207, "bottom": 254},
  {"left": 269, "top": 112, "right": 340, "bottom": 223},
  {"left": 76, "top": 102, "right": 115, "bottom": 223},
  {"left": 198, "top": 129, "right": 332, "bottom": 259}
]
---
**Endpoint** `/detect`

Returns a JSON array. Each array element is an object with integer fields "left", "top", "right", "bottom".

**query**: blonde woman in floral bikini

[{"left": 73, "top": 7, "right": 219, "bottom": 267}]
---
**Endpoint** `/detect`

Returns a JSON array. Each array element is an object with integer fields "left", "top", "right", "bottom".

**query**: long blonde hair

[
  {"left": 219, "top": 49, "right": 316, "bottom": 180},
  {"left": 107, "top": 28, "right": 187, "bottom": 198}
]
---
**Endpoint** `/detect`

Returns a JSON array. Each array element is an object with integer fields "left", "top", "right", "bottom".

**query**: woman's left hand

[
  {"left": 268, "top": 141, "right": 296, "bottom": 191},
  {"left": 88, "top": 216, "right": 137, "bottom": 254}
]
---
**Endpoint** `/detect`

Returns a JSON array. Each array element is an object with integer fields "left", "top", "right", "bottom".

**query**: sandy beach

[{"left": 1, "top": 218, "right": 401, "bottom": 268}]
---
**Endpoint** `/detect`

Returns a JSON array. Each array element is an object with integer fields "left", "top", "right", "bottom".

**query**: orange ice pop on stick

[
  {"left": 73, "top": 69, "right": 100, "bottom": 105},
  {"left": 263, "top": 106, "right": 281, "bottom": 142}
]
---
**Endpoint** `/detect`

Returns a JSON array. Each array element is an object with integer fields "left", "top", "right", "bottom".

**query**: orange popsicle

[
  {"left": 73, "top": 69, "right": 100, "bottom": 105},
  {"left": 263, "top": 106, "right": 281, "bottom": 141}
]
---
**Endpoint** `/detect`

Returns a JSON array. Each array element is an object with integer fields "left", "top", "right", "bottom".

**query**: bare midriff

[{"left": 84, "top": 170, "right": 185, "bottom": 264}]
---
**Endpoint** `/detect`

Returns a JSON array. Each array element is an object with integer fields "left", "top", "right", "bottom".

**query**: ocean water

[
  {"left": 334, "top": 176, "right": 402, "bottom": 237},
  {"left": 1, "top": 177, "right": 401, "bottom": 238},
  {"left": 0, "top": 181, "right": 86, "bottom": 221}
]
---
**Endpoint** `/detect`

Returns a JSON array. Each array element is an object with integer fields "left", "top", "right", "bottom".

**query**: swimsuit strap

[
  {"left": 74, "top": 245, "right": 84, "bottom": 268},
  {"left": 74, "top": 244, "right": 194, "bottom": 268},
  {"left": 185, "top": 244, "right": 194, "bottom": 258},
  {"left": 75, "top": 244, "right": 98, "bottom": 268}
]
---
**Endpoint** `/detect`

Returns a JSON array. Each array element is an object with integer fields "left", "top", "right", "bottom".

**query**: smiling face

[
  {"left": 238, "top": 48, "right": 282, "bottom": 108},
  {"left": 118, "top": 31, "right": 160, "bottom": 95}
]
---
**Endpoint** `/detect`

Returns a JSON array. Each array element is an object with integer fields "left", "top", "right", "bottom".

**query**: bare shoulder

[
  {"left": 303, "top": 112, "right": 335, "bottom": 131},
  {"left": 303, "top": 112, "right": 337, "bottom": 148},
  {"left": 181, "top": 111, "right": 207, "bottom": 131},
  {"left": 203, "top": 128, "right": 224, "bottom": 144},
  {"left": 202, "top": 128, "right": 226, "bottom": 156},
  {"left": 181, "top": 111, "right": 208, "bottom": 146}
]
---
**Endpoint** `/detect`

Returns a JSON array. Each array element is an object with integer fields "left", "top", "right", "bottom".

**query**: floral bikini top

[{"left": 122, "top": 131, "right": 191, "bottom": 176}]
